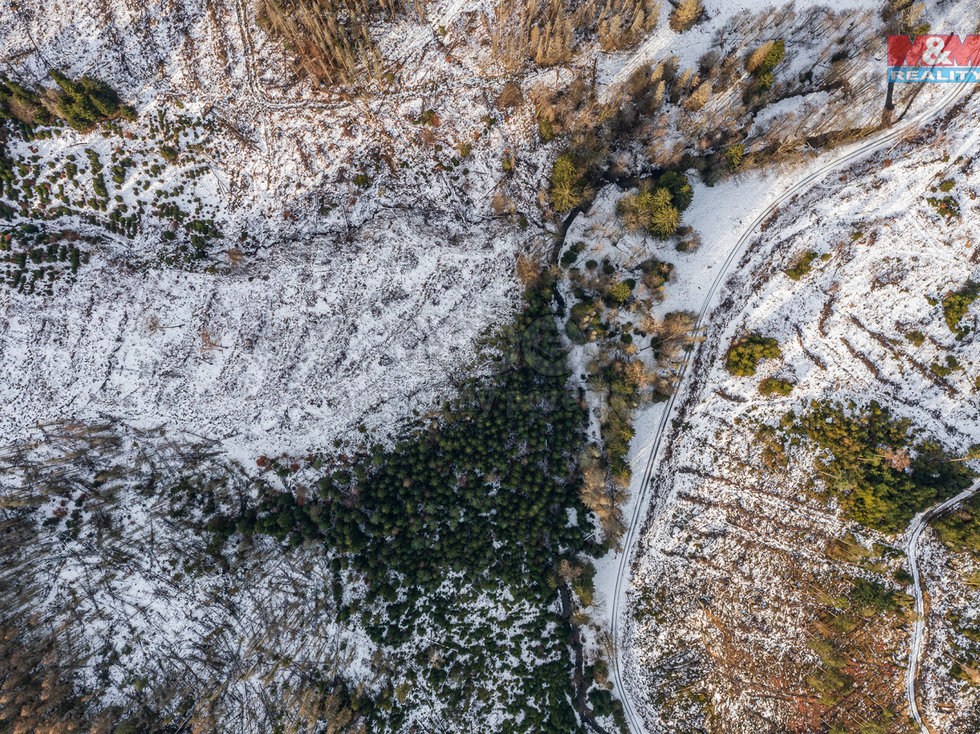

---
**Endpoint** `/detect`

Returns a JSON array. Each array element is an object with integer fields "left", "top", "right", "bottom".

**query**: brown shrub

[
  {"left": 256, "top": 0, "right": 421, "bottom": 86},
  {"left": 669, "top": 0, "right": 703, "bottom": 32},
  {"left": 497, "top": 81, "right": 524, "bottom": 109}
]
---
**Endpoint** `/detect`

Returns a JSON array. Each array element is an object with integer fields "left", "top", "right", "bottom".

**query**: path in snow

[
  {"left": 608, "top": 77, "right": 973, "bottom": 734},
  {"left": 905, "top": 479, "right": 980, "bottom": 733}
]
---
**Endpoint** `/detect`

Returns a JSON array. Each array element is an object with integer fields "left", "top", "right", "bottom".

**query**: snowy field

[
  {"left": 0, "top": 0, "right": 940, "bottom": 457},
  {"left": 621, "top": 84, "right": 980, "bottom": 733},
  {"left": 3, "top": 0, "right": 980, "bottom": 732}
]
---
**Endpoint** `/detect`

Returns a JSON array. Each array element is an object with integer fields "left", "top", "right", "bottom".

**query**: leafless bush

[
  {"left": 669, "top": 0, "right": 703, "bottom": 32},
  {"left": 256, "top": 0, "right": 424, "bottom": 86},
  {"left": 496, "top": 81, "right": 524, "bottom": 109},
  {"left": 199, "top": 326, "right": 222, "bottom": 354},
  {"left": 226, "top": 247, "right": 245, "bottom": 268},
  {"left": 596, "top": 0, "right": 661, "bottom": 52},
  {"left": 491, "top": 0, "right": 662, "bottom": 71}
]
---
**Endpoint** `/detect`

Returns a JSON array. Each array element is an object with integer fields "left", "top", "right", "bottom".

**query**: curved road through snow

[
  {"left": 229, "top": 6, "right": 976, "bottom": 726},
  {"left": 905, "top": 479, "right": 980, "bottom": 733},
  {"left": 610, "top": 79, "right": 973, "bottom": 734}
]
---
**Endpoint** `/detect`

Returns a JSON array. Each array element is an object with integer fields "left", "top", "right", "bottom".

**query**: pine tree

[
  {"left": 549, "top": 155, "right": 584, "bottom": 212},
  {"left": 685, "top": 79, "right": 712, "bottom": 111},
  {"left": 669, "top": 0, "right": 703, "bottom": 32}
]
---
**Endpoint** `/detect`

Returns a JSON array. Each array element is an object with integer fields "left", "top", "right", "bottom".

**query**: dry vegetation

[
  {"left": 668, "top": 0, "right": 703, "bottom": 33},
  {"left": 631, "top": 434, "right": 921, "bottom": 734},
  {"left": 627, "top": 124, "right": 980, "bottom": 733},
  {"left": 489, "top": 0, "right": 663, "bottom": 72},
  {"left": 256, "top": 0, "right": 426, "bottom": 86}
]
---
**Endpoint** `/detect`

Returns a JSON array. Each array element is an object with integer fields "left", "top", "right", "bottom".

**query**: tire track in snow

[{"left": 905, "top": 479, "right": 980, "bottom": 734}]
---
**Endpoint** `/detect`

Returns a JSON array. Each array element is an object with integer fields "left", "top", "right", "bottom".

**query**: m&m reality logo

[{"left": 888, "top": 35, "right": 980, "bottom": 82}]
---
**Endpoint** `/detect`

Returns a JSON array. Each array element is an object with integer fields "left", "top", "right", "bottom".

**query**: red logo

[{"left": 888, "top": 35, "right": 980, "bottom": 67}]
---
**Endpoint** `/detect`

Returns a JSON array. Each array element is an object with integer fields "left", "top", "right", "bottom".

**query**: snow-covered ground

[
  {"left": 4, "top": 0, "right": 980, "bottom": 731},
  {"left": 0, "top": 210, "right": 519, "bottom": 459},
  {"left": 0, "top": 0, "right": 546, "bottom": 458},
  {"left": 619, "top": 82, "right": 980, "bottom": 733},
  {"left": 0, "top": 0, "right": 933, "bottom": 459}
]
